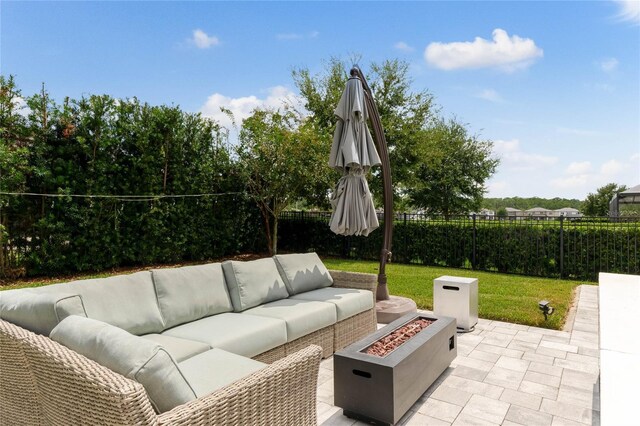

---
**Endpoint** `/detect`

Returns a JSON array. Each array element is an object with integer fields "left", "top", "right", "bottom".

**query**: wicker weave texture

[
  {"left": 19, "top": 330, "right": 158, "bottom": 426},
  {"left": 329, "top": 270, "right": 377, "bottom": 295},
  {"left": 252, "top": 345, "right": 285, "bottom": 364},
  {"left": 284, "top": 326, "right": 334, "bottom": 358},
  {"left": 158, "top": 345, "right": 322, "bottom": 426},
  {"left": 334, "top": 309, "right": 377, "bottom": 352},
  {"left": 0, "top": 320, "right": 46, "bottom": 426}
]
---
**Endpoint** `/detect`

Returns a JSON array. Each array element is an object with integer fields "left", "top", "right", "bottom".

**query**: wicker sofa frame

[{"left": 0, "top": 270, "right": 377, "bottom": 425}]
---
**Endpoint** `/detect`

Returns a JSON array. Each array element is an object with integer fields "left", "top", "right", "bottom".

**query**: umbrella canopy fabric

[
  {"left": 329, "top": 76, "right": 381, "bottom": 236},
  {"left": 329, "top": 77, "right": 381, "bottom": 171},
  {"left": 329, "top": 169, "right": 379, "bottom": 236}
]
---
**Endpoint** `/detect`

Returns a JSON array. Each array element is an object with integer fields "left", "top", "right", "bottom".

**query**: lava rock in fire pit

[{"left": 365, "top": 318, "right": 435, "bottom": 357}]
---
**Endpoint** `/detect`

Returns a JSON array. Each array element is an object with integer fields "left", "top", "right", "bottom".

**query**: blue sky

[{"left": 3, "top": 0, "right": 639, "bottom": 199}]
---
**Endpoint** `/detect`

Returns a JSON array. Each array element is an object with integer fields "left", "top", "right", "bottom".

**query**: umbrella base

[{"left": 375, "top": 296, "right": 417, "bottom": 324}]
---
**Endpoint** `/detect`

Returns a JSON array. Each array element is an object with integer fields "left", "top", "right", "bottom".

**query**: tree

[
  {"left": 293, "top": 58, "right": 497, "bottom": 214},
  {"left": 583, "top": 183, "right": 628, "bottom": 216},
  {"left": 496, "top": 207, "right": 508, "bottom": 218},
  {"left": 407, "top": 119, "right": 498, "bottom": 218},
  {"left": 294, "top": 58, "right": 437, "bottom": 204},
  {"left": 0, "top": 76, "right": 32, "bottom": 274},
  {"left": 237, "top": 109, "right": 329, "bottom": 255}
]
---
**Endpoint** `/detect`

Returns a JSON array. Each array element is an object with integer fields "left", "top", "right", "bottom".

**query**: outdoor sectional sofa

[{"left": 0, "top": 253, "right": 378, "bottom": 425}]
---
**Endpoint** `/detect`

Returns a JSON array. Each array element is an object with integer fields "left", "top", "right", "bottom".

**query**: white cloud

[
  {"left": 556, "top": 127, "right": 599, "bottom": 136},
  {"left": 566, "top": 161, "right": 592, "bottom": 175},
  {"left": 631, "top": 152, "right": 640, "bottom": 162},
  {"left": 551, "top": 157, "right": 637, "bottom": 193},
  {"left": 424, "top": 29, "right": 543, "bottom": 72},
  {"left": 600, "top": 159, "right": 626, "bottom": 176},
  {"left": 486, "top": 180, "right": 510, "bottom": 197},
  {"left": 614, "top": 0, "right": 640, "bottom": 24},
  {"left": 599, "top": 57, "right": 619, "bottom": 72},
  {"left": 475, "top": 89, "right": 504, "bottom": 103},
  {"left": 277, "top": 33, "right": 303, "bottom": 40},
  {"left": 199, "top": 86, "right": 302, "bottom": 130},
  {"left": 550, "top": 174, "right": 590, "bottom": 190},
  {"left": 494, "top": 118, "right": 525, "bottom": 125},
  {"left": 493, "top": 139, "right": 519, "bottom": 154},
  {"left": 190, "top": 29, "right": 220, "bottom": 49},
  {"left": 394, "top": 41, "right": 414, "bottom": 52},
  {"left": 492, "top": 139, "right": 558, "bottom": 171},
  {"left": 276, "top": 31, "right": 319, "bottom": 40},
  {"left": 12, "top": 96, "right": 30, "bottom": 117}
]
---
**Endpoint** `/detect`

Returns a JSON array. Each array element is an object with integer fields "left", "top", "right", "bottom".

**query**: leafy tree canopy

[
  {"left": 293, "top": 57, "right": 496, "bottom": 215},
  {"left": 482, "top": 197, "right": 583, "bottom": 211},
  {"left": 583, "top": 183, "right": 628, "bottom": 216},
  {"left": 237, "top": 109, "right": 330, "bottom": 254}
]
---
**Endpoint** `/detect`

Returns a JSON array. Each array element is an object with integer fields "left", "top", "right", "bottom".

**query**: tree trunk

[
  {"left": 0, "top": 213, "right": 6, "bottom": 276},
  {"left": 271, "top": 215, "right": 278, "bottom": 255},
  {"left": 260, "top": 203, "right": 273, "bottom": 256}
]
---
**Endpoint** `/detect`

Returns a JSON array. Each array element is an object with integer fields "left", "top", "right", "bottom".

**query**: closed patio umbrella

[
  {"left": 329, "top": 75, "right": 381, "bottom": 236},
  {"left": 329, "top": 66, "right": 416, "bottom": 321}
]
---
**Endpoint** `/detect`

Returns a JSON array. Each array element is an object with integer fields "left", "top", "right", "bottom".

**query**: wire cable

[{"left": 0, "top": 191, "right": 245, "bottom": 202}]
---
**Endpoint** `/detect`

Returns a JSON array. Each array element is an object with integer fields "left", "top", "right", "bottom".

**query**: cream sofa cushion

[
  {"left": 243, "top": 299, "right": 337, "bottom": 341},
  {"left": 178, "top": 348, "right": 266, "bottom": 397},
  {"left": 0, "top": 290, "right": 86, "bottom": 336},
  {"left": 274, "top": 253, "right": 333, "bottom": 295},
  {"left": 140, "top": 334, "right": 211, "bottom": 363},
  {"left": 64, "top": 271, "right": 165, "bottom": 335},
  {"left": 50, "top": 316, "right": 196, "bottom": 413},
  {"left": 222, "top": 258, "right": 289, "bottom": 312},
  {"left": 289, "top": 287, "right": 374, "bottom": 321},
  {"left": 152, "top": 264, "right": 233, "bottom": 329},
  {"left": 162, "top": 312, "right": 287, "bottom": 358}
]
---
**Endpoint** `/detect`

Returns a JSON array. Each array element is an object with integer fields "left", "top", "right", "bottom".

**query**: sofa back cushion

[
  {"left": 0, "top": 290, "right": 86, "bottom": 336},
  {"left": 50, "top": 316, "right": 197, "bottom": 413},
  {"left": 65, "top": 271, "right": 165, "bottom": 335},
  {"left": 273, "top": 253, "right": 333, "bottom": 295},
  {"left": 152, "top": 264, "right": 233, "bottom": 329},
  {"left": 221, "top": 258, "right": 289, "bottom": 312}
]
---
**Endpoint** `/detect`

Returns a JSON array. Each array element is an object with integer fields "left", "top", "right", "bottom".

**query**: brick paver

[{"left": 319, "top": 284, "right": 600, "bottom": 425}]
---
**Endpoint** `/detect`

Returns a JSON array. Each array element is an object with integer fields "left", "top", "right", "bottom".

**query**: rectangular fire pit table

[{"left": 334, "top": 312, "right": 457, "bottom": 425}]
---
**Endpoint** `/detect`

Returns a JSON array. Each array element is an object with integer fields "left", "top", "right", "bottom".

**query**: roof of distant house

[
  {"left": 555, "top": 207, "right": 580, "bottom": 212},
  {"left": 505, "top": 207, "right": 521, "bottom": 212},
  {"left": 526, "top": 207, "right": 551, "bottom": 212}
]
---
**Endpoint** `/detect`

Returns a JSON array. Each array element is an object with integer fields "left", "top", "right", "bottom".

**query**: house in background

[
  {"left": 554, "top": 207, "right": 583, "bottom": 218},
  {"left": 502, "top": 207, "right": 583, "bottom": 220},
  {"left": 505, "top": 207, "right": 525, "bottom": 220},
  {"left": 525, "top": 207, "right": 554, "bottom": 220},
  {"left": 470, "top": 208, "right": 495, "bottom": 219}
]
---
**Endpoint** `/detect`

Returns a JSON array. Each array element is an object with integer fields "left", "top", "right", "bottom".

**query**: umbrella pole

[
  {"left": 351, "top": 67, "right": 392, "bottom": 301},
  {"left": 349, "top": 66, "right": 417, "bottom": 323}
]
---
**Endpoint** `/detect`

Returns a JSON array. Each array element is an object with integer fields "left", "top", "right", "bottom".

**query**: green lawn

[{"left": 323, "top": 258, "right": 594, "bottom": 330}]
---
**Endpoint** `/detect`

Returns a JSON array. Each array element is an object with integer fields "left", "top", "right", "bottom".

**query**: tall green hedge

[
  {"left": 1, "top": 93, "right": 263, "bottom": 276},
  {"left": 278, "top": 214, "right": 640, "bottom": 281}
]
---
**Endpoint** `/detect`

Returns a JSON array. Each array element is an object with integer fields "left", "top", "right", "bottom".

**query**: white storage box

[{"left": 433, "top": 276, "right": 478, "bottom": 331}]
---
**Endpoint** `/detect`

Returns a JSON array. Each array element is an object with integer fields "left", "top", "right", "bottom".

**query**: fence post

[
  {"left": 559, "top": 215, "right": 564, "bottom": 278},
  {"left": 472, "top": 214, "right": 477, "bottom": 270}
]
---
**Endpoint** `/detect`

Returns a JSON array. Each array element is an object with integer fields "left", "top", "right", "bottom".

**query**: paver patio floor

[{"left": 318, "top": 285, "right": 600, "bottom": 426}]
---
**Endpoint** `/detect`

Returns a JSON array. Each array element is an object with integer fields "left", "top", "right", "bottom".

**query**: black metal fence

[{"left": 278, "top": 212, "right": 640, "bottom": 281}]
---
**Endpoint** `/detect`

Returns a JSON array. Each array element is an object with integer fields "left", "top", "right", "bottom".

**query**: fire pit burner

[{"left": 364, "top": 318, "right": 436, "bottom": 357}]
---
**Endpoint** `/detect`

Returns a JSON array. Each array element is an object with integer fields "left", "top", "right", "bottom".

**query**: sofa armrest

[
  {"left": 158, "top": 345, "right": 322, "bottom": 426},
  {"left": 10, "top": 322, "right": 158, "bottom": 426},
  {"left": 329, "top": 270, "right": 377, "bottom": 293}
]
